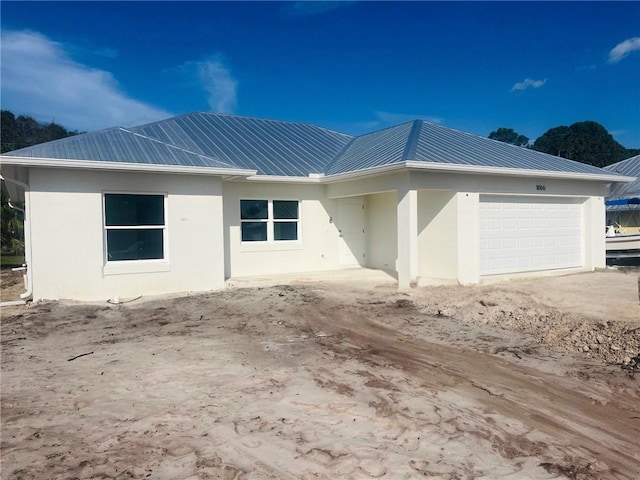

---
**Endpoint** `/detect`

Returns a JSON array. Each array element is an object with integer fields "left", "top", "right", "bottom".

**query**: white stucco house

[{"left": 0, "top": 113, "right": 631, "bottom": 301}]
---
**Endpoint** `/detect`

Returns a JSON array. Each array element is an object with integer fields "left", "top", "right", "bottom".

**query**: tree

[
  {"left": 488, "top": 127, "right": 529, "bottom": 147},
  {"left": 1, "top": 110, "right": 80, "bottom": 153},
  {"left": 0, "top": 186, "right": 24, "bottom": 258},
  {"left": 532, "top": 121, "right": 631, "bottom": 168}
]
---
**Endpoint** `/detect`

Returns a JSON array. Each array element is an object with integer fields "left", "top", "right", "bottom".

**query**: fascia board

[
  {"left": 402, "top": 161, "right": 636, "bottom": 183},
  {"left": 320, "top": 161, "right": 634, "bottom": 184},
  {"left": 320, "top": 163, "right": 408, "bottom": 183},
  {"left": 240, "top": 174, "right": 322, "bottom": 184},
  {"left": 0, "top": 156, "right": 257, "bottom": 177}
]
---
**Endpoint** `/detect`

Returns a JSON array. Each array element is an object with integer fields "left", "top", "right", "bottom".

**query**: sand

[{"left": 1, "top": 268, "right": 639, "bottom": 479}]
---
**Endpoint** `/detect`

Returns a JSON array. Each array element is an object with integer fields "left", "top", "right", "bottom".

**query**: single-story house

[{"left": 0, "top": 112, "right": 631, "bottom": 301}]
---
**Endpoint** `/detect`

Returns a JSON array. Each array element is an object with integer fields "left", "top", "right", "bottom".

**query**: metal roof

[
  {"left": 604, "top": 154, "right": 640, "bottom": 201},
  {"left": 326, "top": 120, "right": 614, "bottom": 177},
  {"left": 1, "top": 113, "right": 624, "bottom": 181},
  {"left": 130, "top": 112, "right": 353, "bottom": 176},
  {"left": 324, "top": 122, "right": 414, "bottom": 175},
  {"left": 412, "top": 121, "right": 611, "bottom": 176},
  {"left": 1, "top": 126, "right": 238, "bottom": 170}
]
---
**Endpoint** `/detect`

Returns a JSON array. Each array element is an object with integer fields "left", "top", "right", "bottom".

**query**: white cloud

[
  {"left": 193, "top": 58, "right": 238, "bottom": 113},
  {"left": 0, "top": 30, "right": 171, "bottom": 131},
  {"left": 511, "top": 78, "right": 547, "bottom": 92},
  {"left": 608, "top": 37, "right": 640, "bottom": 63}
]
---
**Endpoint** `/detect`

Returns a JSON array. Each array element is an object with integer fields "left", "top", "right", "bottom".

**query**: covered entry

[{"left": 479, "top": 195, "right": 584, "bottom": 275}]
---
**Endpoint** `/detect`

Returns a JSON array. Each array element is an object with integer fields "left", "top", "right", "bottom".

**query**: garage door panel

[{"left": 479, "top": 196, "right": 583, "bottom": 276}]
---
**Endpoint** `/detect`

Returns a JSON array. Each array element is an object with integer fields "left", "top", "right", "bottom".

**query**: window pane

[
  {"left": 241, "top": 222, "right": 267, "bottom": 241},
  {"left": 240, "top": 200, "right": 268, "bottom": 220},
  {"left": 105, "top": 194, "right": 164, "bottom": 226},
  {"left": 274, "top": 222, "right": 298, "bottom": 241},
  {"left": 273, "top": 200, "right": 298, "bottom": 219},
  {"left": 107, "top": 229, "right": 164, "bottom": 261}
]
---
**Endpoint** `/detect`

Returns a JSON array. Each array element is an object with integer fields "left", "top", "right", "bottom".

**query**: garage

[{"left": 479, "top": 196, "right": 584, "bottom": 276}]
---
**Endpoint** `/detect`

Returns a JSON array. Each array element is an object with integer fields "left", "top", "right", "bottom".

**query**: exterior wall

[
  {"left": 222, "top": 181, "right": 341, "bottom": 278},
  {"left": 583, "top": 196, "right": 606, "bottom": 270},
  {"left": 366, "top": 191, "right": 397, "bottom": 271},
  {"left": 28, "top": 168, "right": 225, "bottom": 301},
  {"left": 417, "top": 190, "right": 457, "bottom": 282},
  {"left": 456, "top": 192, "right": 480, "bottom": 283},
  {"left": 23, "top": 166, "right": 609, "bottom": 300},
  {"left": 409, "top": 171, "right": 608, "bottom": 198},
  {"left": 330, "top": 170, "right": 607, "bottom": 285}
]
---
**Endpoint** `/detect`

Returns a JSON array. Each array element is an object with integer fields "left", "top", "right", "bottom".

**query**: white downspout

[{"left": 1, "top": 174, "right": 33, "bottom": 300}]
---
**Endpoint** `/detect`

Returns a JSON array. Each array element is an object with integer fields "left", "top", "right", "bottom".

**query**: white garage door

[{"left": 479, "top": 196, "right": 583, "bottom": 276}]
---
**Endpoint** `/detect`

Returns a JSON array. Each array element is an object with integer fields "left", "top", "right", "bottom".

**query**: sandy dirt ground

[{"left": 1, "top": 268, "right": 639, "bottom": 479}]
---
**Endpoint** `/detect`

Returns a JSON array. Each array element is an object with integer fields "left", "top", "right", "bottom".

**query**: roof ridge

[
  {"left": 402, "top": 120, "right": 422, "bottom": 160},
  {"left": 197, "top": 112, "right": 354, "bottom": 140},
  {"left": 322, "top": 136, "right": 359, "bottom": 174},
  {"left": 322, "top": 120, "right": 416, "bottom": 175},
  {"left": 121, "top": 127, "right": 240, "bottom": 169}
]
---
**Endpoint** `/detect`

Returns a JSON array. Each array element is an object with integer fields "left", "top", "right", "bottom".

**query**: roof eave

[
  {"left": 403, "top": 161, "right": 635, "bottom": 183},
  {"left": 240, "top": 174, "right": 323, "bottom": 183},
  {"left": 321, "top": 161, "right": 634, "bottom": 183},
  {"left": 0, "top": 156, "right": 257, "bottom": 178}
]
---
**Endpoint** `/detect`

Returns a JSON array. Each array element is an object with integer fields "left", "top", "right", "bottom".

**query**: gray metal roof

[
  {"left": 604, "top": 154, "right": 640, "bottom": 200},
  {"left": 130, "top": 112, "right": 353, "bottom": 176},
  {"left": 327, "top": 120, "right": 615, "bottom": 176},
  {"left": 1, "top": 113, "right": 622, "bottom": 180},
  {"left": 2, "top": 126, "right": 238, "bottom": 169},
  {"left": 324, "top": 122, "right": 414, "bottom": 175},
  {"left": 413, "top": 122, "right": 611, "bottom": 175}
]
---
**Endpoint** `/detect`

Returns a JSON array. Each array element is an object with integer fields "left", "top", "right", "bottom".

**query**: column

[{"left": 397, "top": 188, "right": 418, "bottom": 289}]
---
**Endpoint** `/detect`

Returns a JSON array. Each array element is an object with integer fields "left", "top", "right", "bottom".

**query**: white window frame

[
  {"left": 240, "top": 199, "right": 301, "bottom": 243},
  {"left": 102, "top": 192, "right": 169, "bottom": 268}
]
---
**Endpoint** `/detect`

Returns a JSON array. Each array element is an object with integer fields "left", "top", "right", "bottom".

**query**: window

[
  {"left": 240, "top": 199, "right": 299, "bottom": 242},
  {"left": 104, "top": 193, "right": 166, "bottom": 261}
]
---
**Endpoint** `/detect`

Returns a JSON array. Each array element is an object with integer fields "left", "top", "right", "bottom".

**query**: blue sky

[{"left": 1, "top": 1, "right": 639, "bottom": 147}]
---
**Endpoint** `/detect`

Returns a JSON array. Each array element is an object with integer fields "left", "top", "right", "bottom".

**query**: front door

[{"left": 338, "top": 197, "right": 365, "bottom": 266}]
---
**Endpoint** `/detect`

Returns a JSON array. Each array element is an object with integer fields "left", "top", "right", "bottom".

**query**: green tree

[
  {"left": 488, "top": 127, "right": 529, "bottom": 147},
  {"left": 1, "top": 110, "right": 18, "bottom": 153},
  {"left": 1, "top": 186, "right": 24, "bottom": 257},
  {"left": 1, "top": 110, "right": 80, "bottom": 153},
  {"left": 532, "top": 121, "right": 631, "bottom": 168}
]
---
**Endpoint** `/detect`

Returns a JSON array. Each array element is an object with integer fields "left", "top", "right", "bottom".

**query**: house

[{"left": 0, "top": 112, "right": 631, "bottom": 301}]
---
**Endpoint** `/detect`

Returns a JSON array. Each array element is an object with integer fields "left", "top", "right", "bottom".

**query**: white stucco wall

[
  {"left": 329, "top": 170, "right": 608, "bottom": 285},
  {"left": 22, "top": 166, "right": 609, "bottom": 300},
  {"left": 222, "top": 181, "right": 341, "bottom": 278},
  {"left": 366, "top": 191, "right": 397, "bottom": 271},
  {"left": 417, "top": 190, "right": 458, "bottom": 283},
  {"left": 582, "top": 196, "right": 606, "bottom": 270},
  {"left": 28, "top": 168, "right": 225, "bottom": 301}
]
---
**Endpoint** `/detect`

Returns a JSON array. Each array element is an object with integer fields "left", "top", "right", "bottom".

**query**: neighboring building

[
  {"left": 0, "top": 113, "right": 631, "bottom": 301},
  {"left": 604, "top": 154, "right": 640, "bottom": 233}
]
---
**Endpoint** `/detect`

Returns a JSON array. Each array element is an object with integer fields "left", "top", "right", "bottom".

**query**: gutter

[{"left": 0, "top": 174, "right": 33, "bottom": 301}]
